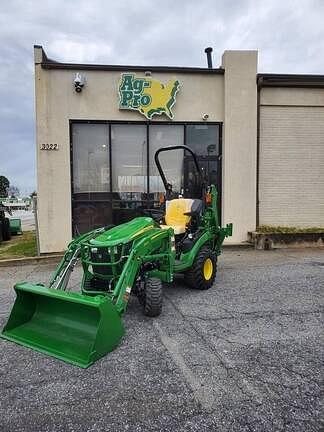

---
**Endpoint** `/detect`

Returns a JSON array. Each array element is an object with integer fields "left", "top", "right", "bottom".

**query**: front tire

[
  {"left": 141, "top": 277, "right": 163, "bottom": 317},
  {"left": 184, "top": 246, "right": 217, "bottom": 290}
]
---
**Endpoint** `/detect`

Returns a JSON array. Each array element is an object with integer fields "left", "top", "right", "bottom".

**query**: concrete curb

[
  {"left": 248, "top": 231, "right": 324, "bottom": 250},
  {"left": 0, "top": 254, "right": 64, "bottom": 267},
  {"left": 223, "top": 242, "right": 254, "bottom": 248}
]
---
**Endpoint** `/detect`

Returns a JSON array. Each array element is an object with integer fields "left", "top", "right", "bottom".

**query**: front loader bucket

[{"left": 1, "top": 283, "right": 125, "bottom": 368}]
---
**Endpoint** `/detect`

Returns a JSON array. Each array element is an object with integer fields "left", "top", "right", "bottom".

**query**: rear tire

[
  {"left": 142, "top": 277, "right": 163, "bottom": 317},
  {"left": 2, "top": 218, "right": 11, "bottom": 241},
  {"left": 184, "top": 246, "right": 217, "bottom": 290}
]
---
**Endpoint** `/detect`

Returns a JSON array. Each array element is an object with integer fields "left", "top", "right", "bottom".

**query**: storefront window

[
  {"left": 186, "top": 124, "right": 219, "bottom": 156},
  {"left": 72, "top": 122, "right": 221, "bottom": 232},
  {"left": 149, "top": 125, "right": 184, "bottom": 197},
  {"left": 185, "top": 124, "right": 220, "bottom": 197},
  {"left": 72, "top": 124, "right": 109, "bottom": 193},
  {"left": 111, "top": 125, "right": 147, "bottom": 201}
]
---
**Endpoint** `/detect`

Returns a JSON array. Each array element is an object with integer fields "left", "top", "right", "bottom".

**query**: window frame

[{"left": 70, "top": 120, "right": 222, "bottom": 235}]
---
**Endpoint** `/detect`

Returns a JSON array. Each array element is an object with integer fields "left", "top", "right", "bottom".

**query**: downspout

[{"left": 256, "top": 77, "right": 262, "bottom": 229}]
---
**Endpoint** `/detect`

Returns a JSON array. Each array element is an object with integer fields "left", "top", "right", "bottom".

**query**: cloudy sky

[{"left": 0, "top": 0, "right": 323, "bottom": 195}]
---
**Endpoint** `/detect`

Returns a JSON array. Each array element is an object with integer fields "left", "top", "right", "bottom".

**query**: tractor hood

[{"left": 89, "top": 217, "right": 156, "bottom": 246}]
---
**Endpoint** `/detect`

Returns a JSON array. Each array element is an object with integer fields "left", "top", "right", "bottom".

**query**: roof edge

[
  {"left": 42, "top": 61, "right": 225, "bottom": 74},
  {"left": 258, "top": 73, "right": 324, "bottom": 88},
  {"left": 36, "top": 45, "right": 224, "bottom": 74}
]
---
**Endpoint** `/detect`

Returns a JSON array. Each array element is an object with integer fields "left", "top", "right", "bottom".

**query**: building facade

[{"left": 34, "top": 46, "right": 324, "bottom": 253}]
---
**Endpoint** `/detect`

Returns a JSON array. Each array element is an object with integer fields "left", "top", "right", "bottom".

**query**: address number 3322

[{"left": 40, "top": 143, "right": 59, "bottom": 150}]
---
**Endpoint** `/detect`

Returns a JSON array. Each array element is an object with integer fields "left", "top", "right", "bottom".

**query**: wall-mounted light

[{"left": 74, "top": 72, "right": 86, "bottom": 93}]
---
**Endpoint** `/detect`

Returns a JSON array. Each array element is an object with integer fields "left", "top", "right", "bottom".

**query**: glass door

[
  {"left": 149, "top": 124, "right": 184, "bottom": 202},
  {"left": 111, "top": 124, "right": 147, "bottom": 224},
  {"left": 185, "top": 124, "right": 221, "bottom": 208},
  {"left": 72, "top": 123, "right": 112, "bottom": 235}
]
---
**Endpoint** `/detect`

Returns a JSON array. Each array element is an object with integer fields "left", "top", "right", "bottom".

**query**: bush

[{"left": 257, "top": 225, "right": 324, "bottom": 234}]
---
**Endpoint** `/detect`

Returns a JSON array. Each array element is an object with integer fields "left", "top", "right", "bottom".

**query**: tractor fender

[{"left": 173, "top": 231, "right": 213, "bottom": 272}]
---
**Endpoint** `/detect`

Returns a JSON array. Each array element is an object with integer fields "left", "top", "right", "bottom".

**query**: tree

[
  {"left": 8, "top": 185, "right": 20, "bottom": 198},
  {"left": 0, "top": 176, "right": 9, "bottom": 198}
]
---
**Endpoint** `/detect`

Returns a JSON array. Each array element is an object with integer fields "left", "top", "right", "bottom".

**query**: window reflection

[
  {"left": 111, "top": 125, "right": 147, "bottom": 202},
  {"left": 72, "top": 124, "right": 109, "bottom": 193},
  {"left": 186, "top": 125, "right": 219, "bottom": 156},
  {"left": 72, "top": 122, "right": 221, "bottom": 232},
  {"left": 149, "top": 125, "right": 184, "bottom": 198}
]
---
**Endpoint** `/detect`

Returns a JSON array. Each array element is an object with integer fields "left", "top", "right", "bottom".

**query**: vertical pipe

[
  {"left": 69, "top": 120, "right": 74, "bottom": 237},
  {"left": 204, "top": 47, "right": 213, "bottom": 68},
  {"left": 146, "top": 122, "right": 150, "bottom": 208},
  {"left": 33, "top": 196, "right": 40, "bottom": 256},
  {"left": 256, "top": 79, "right": 261, "bottom": 229}
]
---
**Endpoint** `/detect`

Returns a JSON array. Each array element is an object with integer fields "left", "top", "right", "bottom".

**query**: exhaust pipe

[{"left": 204, "top": 47, "right": 213, "bottom": 69}]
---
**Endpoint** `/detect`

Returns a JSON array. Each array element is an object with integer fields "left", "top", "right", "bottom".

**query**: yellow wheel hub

[{"left": 203, "top": 258, "right": 213, "bottom": 280}]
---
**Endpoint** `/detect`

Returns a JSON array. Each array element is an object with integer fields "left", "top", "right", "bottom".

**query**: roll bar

[{"left": 154, "top": 145, "right": 202, "bottom": 193}]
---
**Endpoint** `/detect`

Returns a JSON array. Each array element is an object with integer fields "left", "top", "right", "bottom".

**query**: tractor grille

[
  {"left": 80, "top": 241, "right": 133, "bottom": 293},
  {"left": 82, "top": 242, "right": 132, "bottom": 272}
]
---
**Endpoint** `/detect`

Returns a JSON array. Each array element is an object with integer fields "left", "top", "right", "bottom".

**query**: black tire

[
  {"left": 184, "top": 246, "right": 217, "bottom": 290},
  {"left": 2, "top": 218, "right": 11, "bottom": 241},
  {"left": 83, "top": 277, "right": 108, "bottom": 292},
  {"left": 142, "top": 277, "right": 163, "bottom": 317}
]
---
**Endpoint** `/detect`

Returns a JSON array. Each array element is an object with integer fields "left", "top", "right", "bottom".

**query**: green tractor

[{"left": 1, "top": 145, "right": 232, "bottom": 368}]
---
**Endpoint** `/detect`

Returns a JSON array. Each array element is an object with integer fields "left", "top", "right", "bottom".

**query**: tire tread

[
  {"left": 184, "top": 246, "right": 217, "bottom": 290},
  {"left": 143, "top": 277, "right": 163, "bottom": 317}
]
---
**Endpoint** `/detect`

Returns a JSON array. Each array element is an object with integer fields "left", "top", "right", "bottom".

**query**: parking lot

[{"left": 0, "top": 247, "right": 323, "bottom": 432}]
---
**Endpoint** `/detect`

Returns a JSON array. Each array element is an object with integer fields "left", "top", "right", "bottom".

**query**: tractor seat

[{"left": 160, "top": 198, "right": 202, "bottom": 235}]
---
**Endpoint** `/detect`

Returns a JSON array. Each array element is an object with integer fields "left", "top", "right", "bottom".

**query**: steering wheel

[{"left": 141, "top": 208, "right": 164, "bottom": 222}]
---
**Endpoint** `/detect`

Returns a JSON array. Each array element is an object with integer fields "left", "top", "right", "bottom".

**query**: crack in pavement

[
  {"left": 154, "top": 291, "right": 321, "bottom": 425},
  {"left": 153, "top": 320, "right": 216, "bottom": 413},
  {"left": 154, "top": 294, "right": 265, "bottom": 411}
]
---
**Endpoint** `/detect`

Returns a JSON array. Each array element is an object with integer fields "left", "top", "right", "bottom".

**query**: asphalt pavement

[{"left": 0, "top": 248, "right": 323, "bottom": 431}]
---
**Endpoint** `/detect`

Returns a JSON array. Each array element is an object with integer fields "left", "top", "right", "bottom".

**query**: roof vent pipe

[{"left": 204, "top": 47, "right": 213, "bottom": 68}]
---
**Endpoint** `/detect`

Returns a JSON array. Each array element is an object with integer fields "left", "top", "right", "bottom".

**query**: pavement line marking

[{"left": 153, "top": 321, "right": 215, "bottom": 412}]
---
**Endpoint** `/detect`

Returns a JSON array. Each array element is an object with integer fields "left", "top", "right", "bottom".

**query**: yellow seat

[{"left": 160, "top": 198, "right": 194, "bottom": 235}]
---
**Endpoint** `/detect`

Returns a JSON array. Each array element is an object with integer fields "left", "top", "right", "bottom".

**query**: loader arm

[
  {"left": 81, "top": 227, "right": 175, "bottom": 315},
  {"left": 48, "top": 227, "right": 106, "bottom": 290},
  {"left": 114, "top": 227, "right": 175, "bottom": 314}
]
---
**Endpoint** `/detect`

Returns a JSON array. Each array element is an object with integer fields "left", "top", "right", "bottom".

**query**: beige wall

[
  {"left": 35, "top": 47, "right": 259, "bottom": 252},
  {"left": 259, "top": 87, "right": 324, "bottom": 227},
  {"left": 35, "top": 47, "right": 228, "bottom": 252},
  {"left": 261, "top": 87, "right": 324, "bottom": 106},
  {"left": 222, "top": 51, "right": 258, "bottom": 243}
]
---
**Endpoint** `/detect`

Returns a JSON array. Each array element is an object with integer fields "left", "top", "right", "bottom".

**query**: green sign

[{"left": 118, "top": 73, "right": 180, "bottom": 120}]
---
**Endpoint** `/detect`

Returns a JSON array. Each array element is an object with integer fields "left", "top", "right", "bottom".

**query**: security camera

[
  {"left": 74, "top": 73, "right": 85, "bottom": 93},
  {"left": 202, "top": 114, "right": 209, "bottom": 121}
]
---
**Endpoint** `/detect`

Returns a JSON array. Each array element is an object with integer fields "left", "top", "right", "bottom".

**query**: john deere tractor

[{"left": 1, "top": 145, "right": 232, "bottom": 368}]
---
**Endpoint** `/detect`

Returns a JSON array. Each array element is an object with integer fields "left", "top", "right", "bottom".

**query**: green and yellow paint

[{"left": 118, "top": 73, "right": 180, "bottom": 119}]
